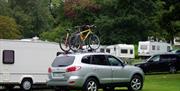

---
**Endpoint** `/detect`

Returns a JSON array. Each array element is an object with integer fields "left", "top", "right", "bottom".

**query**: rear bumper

[{"left": 47, "top": 76, "right": 84, "bottom": 87}]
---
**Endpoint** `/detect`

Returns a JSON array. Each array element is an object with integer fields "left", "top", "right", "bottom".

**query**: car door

[
  {"left": 148, "top": 55, "right": 161, "bottom": 72},
  {"left": 107, "top": 55, "right": 129, "bottom": 83},
  {"left": 91, "top": 55, "right": 112, "bottom": 84},
  {"left": 175, "top": 55, "right": 180, "bottom": 69},
  {"left": 159, "top": 55, "right": 172, "bottom": 71}
]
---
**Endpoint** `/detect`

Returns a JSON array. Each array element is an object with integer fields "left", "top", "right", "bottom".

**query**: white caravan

[
  {"left": 138, "top": 41, "right": 172, "bottom": 57},
  {"left": 105, "top": 44, "right": 135, "bottom": 58},
  {"left": 174, "top": 37, "right": 180, "bottom": 46},
  {"left": 0, "top": 38, "right": 61, "bottom": 90},
  {"left": 96, "top": 45, "right": 107, "bottom": 53}
]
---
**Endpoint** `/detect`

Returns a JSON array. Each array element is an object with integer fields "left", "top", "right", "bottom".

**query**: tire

[
  {"left": 20, "top": 79, "right": 32, "bottom": 91},
  {"left": 128, "top": 75, "right": 143, "bottom": 91},
  {"left": 169, "top": 66, "right": 177, "bottom": 74},
  {"left": 69, "top": 34, "right": 82, "bottom": 52},
  {"left": 88, "top": 34, "right": 100, "bottom": 50},
  {"left": 59, "top": 35, "right": 70, "bottom": 52},
  {"left": 83, "top": 78, "right": 99, "bottom": 91}
]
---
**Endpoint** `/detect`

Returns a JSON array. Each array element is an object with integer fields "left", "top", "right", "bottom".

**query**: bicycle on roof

[{"left": 59, "top": 25, "right": 100, "bottom": 52}]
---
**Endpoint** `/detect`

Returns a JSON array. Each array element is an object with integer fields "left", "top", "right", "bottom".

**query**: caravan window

[
  {"left": 3, "top": 50, "right": 15, "bottom": 64},
  {"left": 130, "top": 49, "right": 133, "bottom": 54},
  {"left": 157, "top": 46, "right": 160, "bottom": 50},
  {"left": 100, "top": 48, "right": 105, "bottom": 52},
  {"left": 106, "top": 49, "right": 110, "bottom": 53},
  {"left": 152, "top": 45, "right": 156, "bottom": 50},
  {"left": 140, "top": 45, "right": 147, "bottom": 50},
  {"left": 167, "top": 46, "right": 171, "bottom": 52},
  {"left": 121, "top": 49, "right": 128, "bottom": 54}
]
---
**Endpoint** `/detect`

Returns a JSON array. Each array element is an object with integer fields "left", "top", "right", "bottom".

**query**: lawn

[
  {"left": 96, "top": 73, "right": 180, "bottom": 91},
  {"left": 113, "top": 73, "right": 180, "bottom": 91},
  {"left": 143, "top": 73, "right": 180, "bottom": 91}
]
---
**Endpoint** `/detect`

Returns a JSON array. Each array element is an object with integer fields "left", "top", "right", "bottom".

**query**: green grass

[
  {"left": 100, "top": 73, "right": 180, "bottom": 91},
  {"left": 117, "top": 73, "right": 180, "bottom": 91},
  {"left": 143, "top": 73, "right": 180, "bottom": 91}
]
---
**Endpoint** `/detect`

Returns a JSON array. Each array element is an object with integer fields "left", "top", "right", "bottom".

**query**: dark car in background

[
  {"left": 135, "top": 53, "right": 180, "bottom": 73},
  {"left": 172, "top": 50, "right": 180, "bottom": 55}
]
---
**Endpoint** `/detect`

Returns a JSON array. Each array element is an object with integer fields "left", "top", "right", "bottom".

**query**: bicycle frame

[
  {"left": 64, "top": 33, "right": 70, "bottom": 46},
  {"left": 79, "top": 28, "right": 92, "bottom": 41}
]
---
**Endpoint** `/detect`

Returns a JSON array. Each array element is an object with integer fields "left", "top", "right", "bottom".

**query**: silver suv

[{"left": 47, "top": 52, "right": 144, "bottom": 91}]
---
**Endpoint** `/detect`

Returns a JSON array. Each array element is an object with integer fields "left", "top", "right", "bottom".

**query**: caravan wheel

[{"left": 21, "top": 79, "right": 33, "bottom": 91}]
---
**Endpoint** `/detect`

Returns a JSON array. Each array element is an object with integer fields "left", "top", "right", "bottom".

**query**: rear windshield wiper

[{"left": 58, "top": 65, "right": 67, "bottom": 67}]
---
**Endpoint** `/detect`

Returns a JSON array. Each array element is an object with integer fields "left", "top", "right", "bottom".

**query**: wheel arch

[
  {"left": 85, "top": 76, "right": 100, "bottom": 85},
  {"left": 131, "top": 73, "right": 144, "bottom": 81},
  {"left": 20, "top": 75, "right": 34, "bottom": 84}
]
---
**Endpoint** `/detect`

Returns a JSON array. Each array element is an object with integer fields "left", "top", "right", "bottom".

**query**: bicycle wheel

[
  {"left": 69, "top": 34, "right": 82, "bottom": 52},
  {"left": 59, "top": 34, "right": 70, "bottom": 52},
  {"left": 88, "top": 34, "right": 100, "bottom": 50}
]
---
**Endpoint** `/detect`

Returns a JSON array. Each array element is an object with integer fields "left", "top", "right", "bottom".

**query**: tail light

[
  {"left": 48, "top": 67, "right": 52, "bottom": 73},
  {"left": 66, "top": 66, "right": 81, "bottom": 72}
]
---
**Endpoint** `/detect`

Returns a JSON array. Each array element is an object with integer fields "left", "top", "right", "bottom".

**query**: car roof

[
  {"left": 57, "top": 52, "right": 111, "bottom": 57},
  {"left": 153, "top": 53, "right": 178, "bottom": 56}
]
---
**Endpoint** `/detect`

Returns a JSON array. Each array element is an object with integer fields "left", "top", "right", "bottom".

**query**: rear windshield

[{"left": 52, "top": 56, "right": 75, "bottom": 67}]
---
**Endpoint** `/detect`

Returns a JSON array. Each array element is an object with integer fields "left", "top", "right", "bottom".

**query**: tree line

[{"left": 0, "top": 0, "right": 179, "bottom": 45}]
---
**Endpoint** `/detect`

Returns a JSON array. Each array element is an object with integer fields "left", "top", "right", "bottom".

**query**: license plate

[{"left": 53, "top": 73, "right": 63, "bottom": 77}]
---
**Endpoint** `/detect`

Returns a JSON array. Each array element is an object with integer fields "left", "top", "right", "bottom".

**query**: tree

[
  {"left": 0, "top": 16, "right": 21, "bottom": 39},
  {"left": 0, "top": 0, "right": 12, "bottom": 16},
  {"left": 94, "top": 0, "right": 158, "bottom": 44},
  {"left": 160, "top": 0, "right": 180, "bottom": 44},
  {"left": 9, "top": 0, "right": 54, "bottom": 38}
]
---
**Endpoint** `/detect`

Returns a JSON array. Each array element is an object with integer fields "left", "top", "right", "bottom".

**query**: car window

[
  {"left": 91, "top": 55, "right": 108, "bottom": 65},
  {"left": 160, "top": 55, "right": 177, "bottom": 61},
  {"left": 81, "top": 55, "right": 91, "bottom": 64},
  {"left": 108, "top": 55, "right": 123, "bottom": 66},
  {"left": 52, "top": 56, "right": 75, "bottom": 67},
  {"left": 149, "top": 55, "right": 160, "bottom": 62}
]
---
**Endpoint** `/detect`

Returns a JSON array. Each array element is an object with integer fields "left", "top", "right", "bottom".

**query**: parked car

[
  {"left": 47, "top": 52, "right": 144, "bottom": 91},
  {"left": 172, "top": 50, "right": 180, "bottom": 54},
  {"left": 135, "top": 53, "right": 180, "bottom": 73}
]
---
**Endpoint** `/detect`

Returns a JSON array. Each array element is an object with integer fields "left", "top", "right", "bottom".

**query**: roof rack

[{"left": 57, "top": 49, "right": 99, "bottom": 56}]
